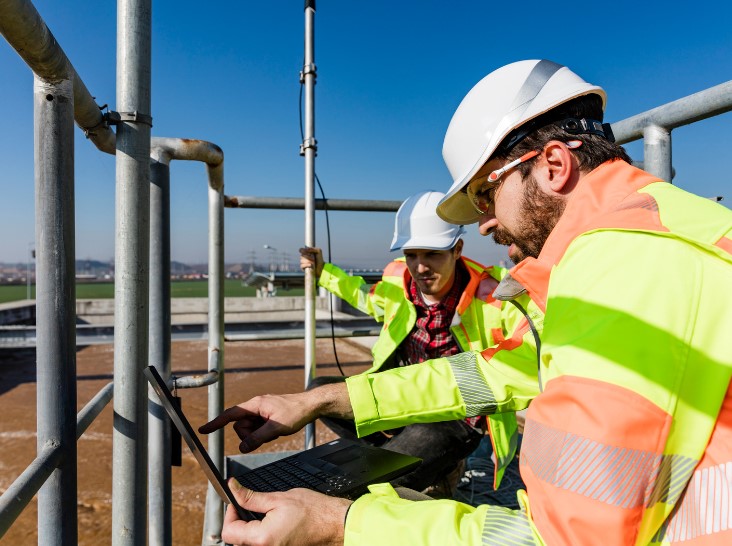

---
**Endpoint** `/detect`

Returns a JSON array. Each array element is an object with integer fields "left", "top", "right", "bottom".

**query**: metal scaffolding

[{"left": 0, "top": 0, "right": 731, "bottom": 545}]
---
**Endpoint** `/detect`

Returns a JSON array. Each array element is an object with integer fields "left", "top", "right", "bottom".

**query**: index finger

[{"left": 199, "top": 405, "right": 254, "bottom": 434}]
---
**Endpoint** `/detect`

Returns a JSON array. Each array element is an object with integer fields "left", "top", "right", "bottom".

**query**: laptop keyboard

[{"left": 235, "top": 458, "right": 356, "bottom": 495}]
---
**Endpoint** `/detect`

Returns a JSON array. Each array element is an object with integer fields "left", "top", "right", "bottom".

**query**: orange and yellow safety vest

[
  {"left": 320, "top": 256, "right": 538, "bottom": 487},
  {"left": 345, "top": 160, "right": 732, "bottom": 545}
]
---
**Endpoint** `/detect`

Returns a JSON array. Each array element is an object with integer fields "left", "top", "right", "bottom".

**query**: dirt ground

[{"left": 0, "top": 338, "right": 372, "bottom": 545}]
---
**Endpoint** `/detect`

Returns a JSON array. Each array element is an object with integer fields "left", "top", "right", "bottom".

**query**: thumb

[{"left": 229, "top": 478, "right": 276, "bottom": 514}]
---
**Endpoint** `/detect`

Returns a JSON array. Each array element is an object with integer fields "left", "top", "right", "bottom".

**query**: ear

[
  {"left": 540, "top": 141, "right": 576, "bottom": 193},
  {"left": 453, "top": 239, "right": 464, "bottom": 259}
]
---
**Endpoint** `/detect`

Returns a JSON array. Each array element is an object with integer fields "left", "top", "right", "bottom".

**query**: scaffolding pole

[
  {"left": 34, "top": 72, "right": 77, "bottom": 546},
  {"left": 302, "top": 0, "right": 317, "bottom": 449},
  {"left": 111, "top": 0, "right": 152, "bottom": 544}
]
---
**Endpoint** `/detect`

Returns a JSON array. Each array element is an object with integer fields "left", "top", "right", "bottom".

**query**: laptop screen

[{"left": 144, "top": 365, "right": 262, "bottom": 521}]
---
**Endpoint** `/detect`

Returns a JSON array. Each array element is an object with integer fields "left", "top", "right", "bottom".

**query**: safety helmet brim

[
  {"left": 390, "top": 190, "right": 467, "bottom": 251},
  {"left": 390, "top": 225, "right": 466, "bottom": 252}
]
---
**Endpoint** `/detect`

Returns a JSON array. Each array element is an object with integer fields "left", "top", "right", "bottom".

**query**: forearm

[{"left": 310, "top": 382, "right": 354, "bottom": 420}]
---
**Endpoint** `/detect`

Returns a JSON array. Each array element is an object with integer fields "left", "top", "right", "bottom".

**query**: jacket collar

[{"left": 496, "top": 160, "right": 662, "bottom": 310}]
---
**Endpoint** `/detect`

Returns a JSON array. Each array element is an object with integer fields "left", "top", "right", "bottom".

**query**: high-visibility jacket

[
  {"left": 319, "top": 256, "right": 538, "bottom": 486},
  {"left": 344, "top": 160, "right": 732, "bottom": 545}
]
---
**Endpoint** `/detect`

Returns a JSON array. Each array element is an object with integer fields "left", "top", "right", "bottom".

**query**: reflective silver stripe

[
  {"left": 652, "top": 462, "right": 732, "bottom": 543},
  {"left": 482, "top": 506, "right": 535, "bottom": 546},
  {"left": 522, "top": 420, "right": 697, "bottom": 510},
  {"left": 448, "top": 351, "right": 497, "bottom": 416},
  {"left": 647, "top": 453, "right": 700, "bottom": 506}
]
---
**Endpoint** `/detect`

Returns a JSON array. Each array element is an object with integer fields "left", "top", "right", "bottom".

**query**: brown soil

[{"left": 0, "top": 339, "right": 372, "bottom": 545}]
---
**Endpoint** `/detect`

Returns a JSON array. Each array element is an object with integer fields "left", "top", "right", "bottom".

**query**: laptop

[{"left": 144, "top": 365, "right": 422, "bottom": 521}]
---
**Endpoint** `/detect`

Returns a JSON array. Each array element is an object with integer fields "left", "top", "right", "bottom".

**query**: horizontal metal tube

[
  {"left": 225, "top": 196, "right": 401, "bottom": 212},
  {"left": 0, "top": 319, "right": 382, "bottom": 347},
  {"left": 225, "top": 327, "right": 381, "bottom": 342},
  {"left": 150, "top": 138, "right": 223, "bottom": 170},
  {"left": 171, "top": 370, "right": 219, "bottom": 389},
  {"left": 0, "top": 441, "right": 63, "bottom": 537},
  {"left": 76, "top": 382, "right": 114, "bottom": 440},
  {"left": 0, "top": 0, "right": 116, "bottom": 154},
  {"left": 612, "top": 80, "right": 732, "bottom": 144}
]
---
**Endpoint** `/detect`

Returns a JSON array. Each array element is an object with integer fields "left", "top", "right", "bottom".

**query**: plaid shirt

[
  {"left": 400, "top": 260, "right": 484, "bottom": 429},
  {"left": 401, "top": 260, "right": 469, "bottom": 365}
]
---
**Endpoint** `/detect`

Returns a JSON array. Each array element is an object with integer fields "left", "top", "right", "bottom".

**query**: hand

[
  {"left": 222, "top": 479, "right": 351, "bottom": 546},
  {"left": 199, "top": 392, "right": 318, "bottom": 453},
  {"left": 299, "top": 246, "right": 324, "bottom": 277},
  {"left": 200, "top": 384, "right": 353, "bottom": 453}
]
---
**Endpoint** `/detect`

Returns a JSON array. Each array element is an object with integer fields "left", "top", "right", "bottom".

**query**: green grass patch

[{"left": 0, "top": 279, "right": 305, "bottom": 303}]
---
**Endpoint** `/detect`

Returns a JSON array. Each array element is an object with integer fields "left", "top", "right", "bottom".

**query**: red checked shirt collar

[{"left": 402, "top": 259, "right": 469, "bottom": 365}]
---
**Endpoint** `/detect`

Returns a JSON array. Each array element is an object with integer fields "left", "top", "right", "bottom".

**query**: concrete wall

[
  {"left": 0, "top": 300, "right": 36, "bottom": 325},
  {"left": 76, "top": 296, "right": 335, "bottom": 325}
]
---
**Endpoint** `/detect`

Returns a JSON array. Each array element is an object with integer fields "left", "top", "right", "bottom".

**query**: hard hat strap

[
  {"left": 498, "top": 114, "right": 614, "bottom": 157},
  {"left": 558, "top": 118, "right": 615, "bottom": 142}
]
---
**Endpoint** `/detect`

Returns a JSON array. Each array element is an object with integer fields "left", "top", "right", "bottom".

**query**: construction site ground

[
  {"left": 0, "top": 339, "right": 372, "bottom": 544},
  {"left": 0, "top": 337, "right": 522, "bottom": 544}
]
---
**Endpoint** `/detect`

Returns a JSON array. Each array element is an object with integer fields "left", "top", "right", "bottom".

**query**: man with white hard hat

[
  {"left": 298, "top": 190, "right": 528, "bottom": 496},
  {"left": 204, "top": 59, "right": 732, "bottom": 545}
]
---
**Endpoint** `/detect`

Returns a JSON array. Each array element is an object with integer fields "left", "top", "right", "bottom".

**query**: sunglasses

[
  {"left": 466, "top": 140, "right": 582, "bottom": 214},
  {"left": 466, "top": 150, "right": 540, "bottom": 214}
]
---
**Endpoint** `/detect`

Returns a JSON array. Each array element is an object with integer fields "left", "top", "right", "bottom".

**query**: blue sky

[{"left": 1, "top": 1, "right": 731, "bottom": 269}]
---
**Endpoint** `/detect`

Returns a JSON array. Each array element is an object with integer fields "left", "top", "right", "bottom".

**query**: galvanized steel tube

[
  {"left": 77, "top": 382, "right": 115, "bottom": 439},
  {"left": 202, "top": 159, "right": 226, "bottom": 545},
  {"left": 148, "top": 154, "right": 172, "bottom": 546},
  {"left": 136, "top": 138, "right": 225, "bottom": 545},
  {"left": 611, "top": 80, "right": 732, "bottom": 145},
  {"left": 0, "top": 442, "right": 63, "bottom": 538},
  {"left": 643, "top": 125, "right": 673, "bottom": 182},
  {"left": 173, "top": 370, "right": 219, "bottom": 389},
  {"left": 0, "top": 0, "right": 116, "bottom": 154},
  {"left": 34, "top": 73, "right": 77, "bottom": 546},
  {"left": 112, "top": 0, "right": 152, "bottom": 544},
  {"left": 225, "top": 196, "right": 401, "bottom": 212},
  {"left": 302, "top": 0, "right": 317, "bottom": 450}
]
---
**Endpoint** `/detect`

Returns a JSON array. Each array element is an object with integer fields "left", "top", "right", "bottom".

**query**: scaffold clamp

[
  {"left": 300, "top": 137, "right": 318, "bottom": 156},
  {"left": 299, "top": 63, "right": 317, "bottom": 83},
  {"left": 104, "top": 110, "right": 154, "bottom": 127}
]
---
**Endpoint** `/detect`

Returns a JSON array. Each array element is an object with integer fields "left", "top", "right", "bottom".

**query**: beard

[{"left": 493, "top": 173, "right": 566, "bottom": 264}]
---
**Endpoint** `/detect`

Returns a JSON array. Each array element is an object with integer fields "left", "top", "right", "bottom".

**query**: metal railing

[{"left": 0, "top": 1, "right": 731, "bottom": 546}]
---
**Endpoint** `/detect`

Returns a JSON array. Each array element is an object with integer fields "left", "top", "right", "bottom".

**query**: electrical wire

[{"left": 299, "top": 72, "right": 345, "bottom": 376}]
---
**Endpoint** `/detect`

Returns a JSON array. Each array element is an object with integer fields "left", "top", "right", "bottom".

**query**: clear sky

[{"left": 1, "top": 1, "right": 731, "bottom": 270}]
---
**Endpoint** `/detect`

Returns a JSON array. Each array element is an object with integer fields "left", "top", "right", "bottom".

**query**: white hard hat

[
  {"left": 438, "top": 60, "right": 606, "bottom": 225},
  {"left": 390, "top": 191, "right": 466, "bottom": 251}
]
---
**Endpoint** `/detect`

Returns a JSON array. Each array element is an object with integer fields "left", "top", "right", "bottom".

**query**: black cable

[{"left": 300, "top": 70, "right": 345, "bottom": 376}]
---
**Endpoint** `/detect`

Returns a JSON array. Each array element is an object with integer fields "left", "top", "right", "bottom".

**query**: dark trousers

[{"left": 309, "top": 375, "right": 484, "bottom": 492}]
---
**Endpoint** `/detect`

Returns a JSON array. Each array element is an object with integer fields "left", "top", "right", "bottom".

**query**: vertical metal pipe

[
  {"left": 302, "top": 0, "right": 317, "bottom": 449},
  {"left": 34, "top": 73, "right": 77, "bottom": 546},
  {"left": 148, "top": 155, "right": 172, "bottom": 546},
  {"left": 202, "top": 162, "right": 226, "bottom": 545},
  {"left": 112, "top": 0, "right": 152, "bottom": 544},
  {"left": 643, "top": 124, "right": 673, "bottom": 182}
]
